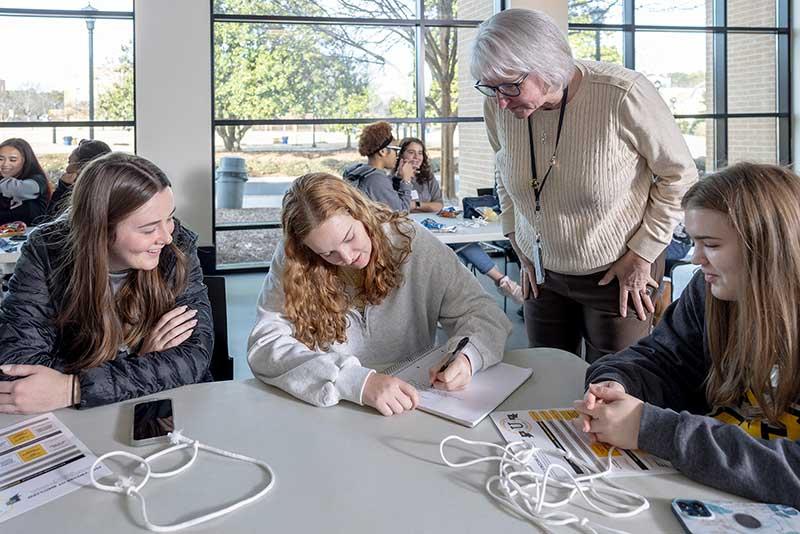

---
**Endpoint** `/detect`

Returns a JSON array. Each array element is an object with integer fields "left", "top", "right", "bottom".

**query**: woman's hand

[
  {"left": 362, "top": 373, "right": 419, "bottom": 416},
  {"left": 397, "top": 160, "right": 416, "bottom": 183},
  {"left": 429, "top": 353, "right": 472, "bottom": 391},
  {"left": 598, "top": 249, "right": 658, "bottom": 320},
  {"left": 573, "top": 383, "right": 643, "bottom": 450},
  {"left": 0, "top": 365, "right": 74, "bottom": 414},
  {"left": 576, "top": 380, "right": 626, "bottom": 439},
  {"left": 139, "top": 305, "right": 198, "bottom": 354},
  {"left": 509, "top": 232, "right": 538, "bottom": 300}
]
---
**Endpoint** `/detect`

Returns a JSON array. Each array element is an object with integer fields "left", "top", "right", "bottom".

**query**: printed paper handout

[
  {"left": 491, "top": 408, "right": 675, "bottom": 478},
  {"left": 0, "top": 413, "right": 110, "bottom": 524}
]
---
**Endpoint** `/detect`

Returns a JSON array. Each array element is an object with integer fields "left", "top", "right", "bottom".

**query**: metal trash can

[{"left": 215, "top": 156, "right": 248, "bottom": 209}]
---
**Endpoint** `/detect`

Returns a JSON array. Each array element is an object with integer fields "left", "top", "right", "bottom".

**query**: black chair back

[
  {"left": 203, "top": 275, "right": 234, "bottom": 381},
  {"left": 476, "top": 187, "right": 495, "bottom": 196}
]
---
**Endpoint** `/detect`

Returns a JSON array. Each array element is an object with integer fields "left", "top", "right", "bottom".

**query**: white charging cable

[
  {"left": 90, "top": 430, "right": 276, "bottom": 532},
  {"left": 439, "top": 435, "right": 649, "bottom": 534}
]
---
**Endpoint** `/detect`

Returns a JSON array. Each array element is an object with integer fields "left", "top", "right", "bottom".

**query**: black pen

[{"left": 438, "top": 336, "right": 470, "bottom": 374}]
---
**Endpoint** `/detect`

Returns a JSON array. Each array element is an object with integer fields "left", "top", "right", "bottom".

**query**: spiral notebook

[{"left": 385, "top": 345, "right": 533, "bottom": 428}]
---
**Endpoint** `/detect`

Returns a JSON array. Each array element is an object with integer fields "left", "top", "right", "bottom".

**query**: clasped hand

[{"left": 573, "top": 381, "right": 644, "bottom": 451}]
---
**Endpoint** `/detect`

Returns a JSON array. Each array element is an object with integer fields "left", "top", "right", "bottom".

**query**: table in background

[
  {"left": 409, "top": 212, "right": 507, "bottom": 245},
  {"left": 0, "top": 348, "right": 747, "bottom": 534}
]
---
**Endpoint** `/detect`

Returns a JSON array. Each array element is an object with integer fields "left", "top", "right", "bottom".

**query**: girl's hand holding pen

[{"left": 429, "top": 353, "right": 472, "bottom": 391}]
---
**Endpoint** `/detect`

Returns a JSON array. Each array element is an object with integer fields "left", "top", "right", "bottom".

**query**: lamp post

[{"left": 82, "top": 3, "right": 97, "bottom": 140}]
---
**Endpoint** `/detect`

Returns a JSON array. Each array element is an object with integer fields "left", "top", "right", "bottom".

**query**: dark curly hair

[
  {"left": 394, "top": 137, "right": 434, "bottom": 184},
  {"left": 357, "top": 121, "right": 394, "bottom": 157}
]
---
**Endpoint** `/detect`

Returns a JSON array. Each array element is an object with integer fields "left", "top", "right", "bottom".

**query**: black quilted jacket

[{"left": 0, "top": 218, "right": 213, "bottom": 408}]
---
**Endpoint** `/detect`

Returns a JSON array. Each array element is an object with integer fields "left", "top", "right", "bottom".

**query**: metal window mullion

[
  {"left": 777, "top": 0, "right": 790, "bottom": 164},
  {"left": 623, "top": 0, "right": 635, "bottom": 69},
  {"left": 712, "top": 0, "right": 727, "bottom": 168},
  {"left": 417, "top": 0, "right": 426, "bottom": 144}
]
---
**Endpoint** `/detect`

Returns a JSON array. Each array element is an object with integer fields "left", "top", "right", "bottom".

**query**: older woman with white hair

[{"left": 471, "top": 9, "right": 698, "bottom": 362}]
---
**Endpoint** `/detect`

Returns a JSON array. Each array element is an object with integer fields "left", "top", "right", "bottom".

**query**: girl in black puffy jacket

[{"left": 0, "top": 153, "right": 213, "bottom": 412}]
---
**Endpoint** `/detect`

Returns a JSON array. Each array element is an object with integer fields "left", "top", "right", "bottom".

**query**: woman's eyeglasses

[{"left": 473, "top": 74, "right": 528, "bottom": 98}]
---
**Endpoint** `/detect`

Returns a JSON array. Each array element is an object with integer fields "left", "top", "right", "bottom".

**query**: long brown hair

[
  {"left": 281, "top": 172, "right": 414, "bottom": 350},
  {"left": 57, "top": 153, "right": 187, "bottom": 371},
  {"left": 682, "top": 162, "right": 800, "bottom": 424},
  {"left": 394, "top": 137, "right": 434, "bottom": 184}
]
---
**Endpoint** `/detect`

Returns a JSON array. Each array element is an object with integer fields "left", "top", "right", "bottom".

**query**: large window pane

[
  {"left": 635, "top": 32, "right": 712, "bottom": 114},
  {"left": 425, "top": 0, "right": 485, "bottom": 20},
  {"left": 635, "top": 0, "right": 709, "bottom": 27},
  {"left": 677, "top": 118, "right": 715, "bottom": 175},
  {"left": 216, "top": 227, "right": 282, "bottom": 268},
  {"left": 0, "top": 125, "right": 134, "bottom": 177},
  {"left": 0, "top": 0, "right": 132, "bottom": 10},
  {"left": 728, "top": 0, "right": 778, "bottom": 28},
  {"left": 0, "top": 16, "right": 134, "bottom": 122},
  {"left": 728, "top": 118, "right": 777, "bottom": 165},
  {"left": 213, "top": 0, "right": 416, "bottom": 19},
  {"left": 728, "top": 33, "right": 776, "bottom": 113},
  {"left": 569, "top": 29, "right": 623, "bottom": 64},
  {"left": 568, "top": 0, "right": 623, "bottom": 25},
  {"left": 214, "top": 23, "right": 415, "bottom": 121},
  {"left": 424, "top": 121, "right": 493, "bottom": 200}
]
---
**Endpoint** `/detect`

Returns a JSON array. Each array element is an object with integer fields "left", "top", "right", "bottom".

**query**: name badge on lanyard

[{"left": 527, "top": 85, "right": 569, "bottom": 286}]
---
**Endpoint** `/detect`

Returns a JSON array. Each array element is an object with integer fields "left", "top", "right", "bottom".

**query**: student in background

[
  {"left": 248, "top": 173, "right": 511, "bottom": 416},
  {"left": 45, "top": 139, "right": 111, "bottom": 221},
  {"left": 0, "top": 138, "right": 52, "bottom": 225},
  {"left": 342, "top": 121, "right": 415, "bottom": 211},
  {"left": 0, "top": 153, "right": 213, "bottom": 413},
  {"left": 395, "top": 137, "right": 523, "bottom": 305},
  {"left": 575, "top": 162, "right": 800, "bottom": 507}
]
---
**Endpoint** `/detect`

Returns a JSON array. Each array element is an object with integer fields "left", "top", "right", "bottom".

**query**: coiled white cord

[
  {"left": 90, "top": 430, "right": 276, "bottom": 532},
  {"left": 439, "top": 435, "right": 648, "bottom": 534}
]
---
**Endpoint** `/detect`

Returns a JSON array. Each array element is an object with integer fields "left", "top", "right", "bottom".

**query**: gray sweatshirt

[
  {"left": 586, "top": 271, "right": 800, "bottom": 507},
  {"left": 343, "top": 163, "right": 412, "bottom": 211},
  {"left": 247, "top": 220, "right": 512, "bottom": 407}
]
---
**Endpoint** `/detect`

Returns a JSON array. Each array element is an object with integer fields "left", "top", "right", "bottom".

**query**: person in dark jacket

[
  {"left": 575, "top": 162, "right": 800, "bottom": 508},
  {"left": 342, "top": 121, "right": 416, "bottom": 211},
  {"left": 44, "top": 138, "right": 111, "bottom": 222},
  {"left": 0, "top": 138, "right": 51, "bottom": 226},
  {"left": 0, "top": 153, "right": 213, "bottom": 413}
]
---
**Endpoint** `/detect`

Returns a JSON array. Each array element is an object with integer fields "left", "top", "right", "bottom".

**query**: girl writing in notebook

[
  {"left": 247, "top": 173, "right": 511, "bottom": 416},
  {"left": 575, "top": 162, "right": 800, "bottom": 507},
  {"left": 0, "top": 153, "right": 213, "bottom": 413}
]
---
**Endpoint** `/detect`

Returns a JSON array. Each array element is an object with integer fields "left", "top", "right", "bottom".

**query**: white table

[
  {"left": 409, "top": 212, "right": 507, "bottom": 245},
  {"left": 0, "top": 348, "right": 744, "bottom": 533}
]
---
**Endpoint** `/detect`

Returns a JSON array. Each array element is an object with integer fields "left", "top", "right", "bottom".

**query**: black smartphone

[{"left": 130, "top": 398, "right": 175, "bottom": 446}]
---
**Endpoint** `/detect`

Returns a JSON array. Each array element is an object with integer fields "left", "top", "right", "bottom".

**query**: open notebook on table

[{"left": 385, "top": 345, "right": 532, "bottom": 428}]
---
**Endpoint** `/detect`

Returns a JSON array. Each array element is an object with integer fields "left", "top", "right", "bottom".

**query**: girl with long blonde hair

[
  {"left": 0, "top": 153, "right": 213, "bottom": 413},
  {"left": 575, "top": 162, "right": 800, "bottom": 507},
  {"left": 248, "top": 173, "right": 511, "bottom": 416}
]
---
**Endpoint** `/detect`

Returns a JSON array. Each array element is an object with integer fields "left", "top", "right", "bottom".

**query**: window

[
  {"left": 568, "top": 0, "right": 790, "bottom": 175},
  {"left": 212, "top": 0, "right": 494, "bottom": 270},
  {"left": 0, "top": 2, "right": 135, "bottom": 178}
]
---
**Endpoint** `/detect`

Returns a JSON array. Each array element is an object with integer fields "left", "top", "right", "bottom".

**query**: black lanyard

[{"left": 527, "top": 86, "right": 569, "bottom": 212}]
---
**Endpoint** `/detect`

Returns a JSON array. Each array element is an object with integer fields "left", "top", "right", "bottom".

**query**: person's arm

[
  {"left": 424, "top": 228, "right": 512, "bottom": 374},
  {"left": 585, "top": 270, "right": 709, "bottom": 411},
  {"left": 361, "top": 175, "right": 409, "bottom": 212},
  {"left": 44, "top": 180, "right": 73, "bottom": 221},
  {"left": 247, "top": 244, "right": 373, "bottom": 407},
  {"left": 76, "top": 244, "right": 213, "bottom": 408},
  {"left": 638, "top": 405, "right": 800, "bottom": 508},
  {"left": 415, "top": 179, "right": 444, "bottom": 212},
  {"left": 483, "top": 98, "right": 515, "bottom": 237},
  {"left": 618, "top": 74, "right": 699, "bottom": 263},
  {"left": 0, "top": 176, "right": 41, "bottom": 200},
  {"left": 0, "top": 234, "right": 60, "bottom": 369}
]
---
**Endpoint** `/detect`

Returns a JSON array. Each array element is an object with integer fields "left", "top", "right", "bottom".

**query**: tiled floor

[{"left": 222, "top": 257, "right": 529, "bottom": 380}]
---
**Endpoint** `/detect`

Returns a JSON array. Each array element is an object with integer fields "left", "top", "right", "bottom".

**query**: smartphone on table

[
  {"left": 130, "top": 398, "right": 175, "bottom": 446},
  {"left": 672, "top": 498, "right": 800, "bottom": 533}
]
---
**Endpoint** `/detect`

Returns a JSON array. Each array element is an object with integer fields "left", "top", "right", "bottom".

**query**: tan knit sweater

[{"left": 485, "top": 60, "right": 698, "bottom": 275}]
